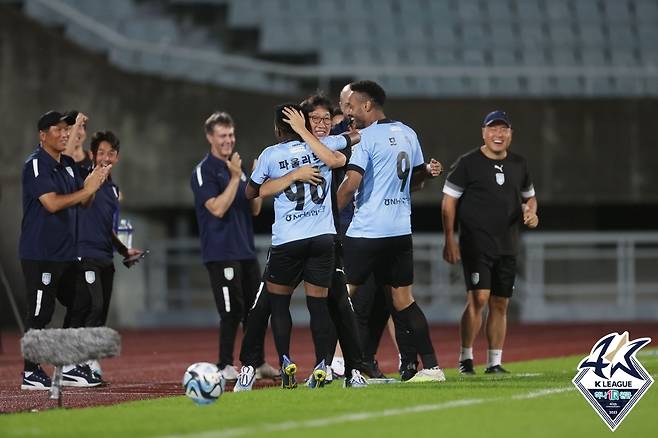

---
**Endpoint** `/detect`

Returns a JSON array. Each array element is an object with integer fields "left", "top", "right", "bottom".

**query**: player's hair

[
  {"left": 300, "top": 94, "right": 334, "bottom": 114},
  {"left": 349, "top": 80, "right": 386, "bottom": 107},
  {"left": 274, "top": 103, "right": 303, "bottom": 141},
  {"left": 90, "top": 130, "right": 120, "bottom": 155},
  {"left": 204, "top": 111, "right": 234, "bottom": 134}
]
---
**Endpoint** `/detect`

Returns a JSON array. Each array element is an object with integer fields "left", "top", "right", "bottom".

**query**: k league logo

[{"left": 572, "top": 332, "right": 653, "bottom": 431}]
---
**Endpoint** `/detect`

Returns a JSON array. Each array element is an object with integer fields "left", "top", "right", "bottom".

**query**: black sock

[
  {"left": 268, "top": 292, "right": 292, "bottom": 366},
  {"left": 396, "top": 302, "right": 438, "bottom": 368},
  {"left": 24, "top": 360, "right": 39, "bottom": 372},
  {"left": 306, "top": 295, "right": 332, "bottom": 366},
  {"left": 327, "top": 275, "right": 366, "bottom": 371}
]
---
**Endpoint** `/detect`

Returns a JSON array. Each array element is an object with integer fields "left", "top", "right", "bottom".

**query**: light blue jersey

[
  {"left": 346, "top": 119, "right": 424, "bottom": 238},
  {"left": 250, "top": 135, "right": 347, "bottom": 245}
]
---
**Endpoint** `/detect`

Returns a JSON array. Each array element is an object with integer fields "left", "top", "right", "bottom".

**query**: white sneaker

[
  {"left": 219, "top": 364, "right": 239, "bottom": 381},
  {"left": 61, "top": 364, "right": 102, "bottom": 387},
  {"left": 233, "top": 366, "right": 256, "bottom": 392},
  {"left": 331, "top": 356, "right": 345, "bottom": 377},
  {"left": 406, "top": 366, "right": 446, "bottom": 383},
  {"left": 254, "top": 362, "right": 279, "bottom": 380}
]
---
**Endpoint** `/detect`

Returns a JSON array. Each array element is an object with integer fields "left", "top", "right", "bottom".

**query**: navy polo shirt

[
  {"left": 19, "top": 146, "right": 83, "bottom": 261},
  {"left": 330, "top": 119, "right": 355, "bottom": 235},
  {"left": 78, "top": 165, "right": 120, "bottom": 261},
  {"left": 191, "top": 153, "right": 256, "bottom": 263}
]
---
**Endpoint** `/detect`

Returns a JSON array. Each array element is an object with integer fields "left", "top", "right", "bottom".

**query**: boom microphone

[{"left": 21, "top": 327, "right": 121, "bottom": 366}]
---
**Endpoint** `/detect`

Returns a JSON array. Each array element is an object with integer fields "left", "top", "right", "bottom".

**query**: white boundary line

[{"left": 161, "top": 387, "right": 574, "bottom": 438}]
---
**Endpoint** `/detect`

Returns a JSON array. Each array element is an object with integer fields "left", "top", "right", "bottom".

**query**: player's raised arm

[
  {"left": 282, "top": 107, "right": 346, "bottom": 169},
  {"left": 259, "top": 166, "right": 322, "bottom": 198}
]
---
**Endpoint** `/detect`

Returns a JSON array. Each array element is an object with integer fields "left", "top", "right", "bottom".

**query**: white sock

[
  {"left": 459, "top": 347, "right": 473, "bottom": 362},
  {"left": 487, "top": 349, "right": 503, "bottom": 368}
]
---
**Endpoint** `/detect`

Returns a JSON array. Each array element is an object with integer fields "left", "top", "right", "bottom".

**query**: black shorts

[
  {"left": 266, "top": 234, "right": 335, "bottom": 288},
  {"left": 343, "top": 234, "right": 414, "bottom": 287},
  {"left": 461, "top": 252, "right": 516, "bottom": 298}
]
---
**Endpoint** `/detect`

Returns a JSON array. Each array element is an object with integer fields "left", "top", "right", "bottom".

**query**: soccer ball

[{"left": 182, "top": 362, "right": 225, "bottom": 405}]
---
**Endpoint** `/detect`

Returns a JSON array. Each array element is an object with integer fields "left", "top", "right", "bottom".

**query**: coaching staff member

[
  {"left": 19, "top": 110, "right": 109, "bottom": 390},
  {"left": 191, "top": 112, "right": 262, "bottom": 380},
  {"left": 442, "top": 110, "right": 538, "bottom": 375}
]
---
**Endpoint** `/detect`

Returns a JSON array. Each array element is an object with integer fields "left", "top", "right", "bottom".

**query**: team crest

[
  {"left": 65, "top": 166, "right": 75, "bottom": 178},
  {"left": 572, "top": 332, "right": 653, "bottom": 431},
  {"left": 85, "top": 271, "right": 96, "bottom": 284},
  {"left": 41, "top": 272, "right": 51, "bottom": 285},
  {"left": 495, "top": 173, "right": 505, "bottom": 185},
  {"left": 224, "top": 267, "right": 234, "bottom": 281},
  {"left": 471, "top": 272, "right": 479, "bottom": 285}
]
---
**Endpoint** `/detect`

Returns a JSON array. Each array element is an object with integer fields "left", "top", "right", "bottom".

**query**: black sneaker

[
  {"left": 484, "top": 364, "right": 510, "bottom": 374},
  {"left": 399, "top": 361, "right": 418, "bottom": 382},
  {"left": 21, "top": 366, "right": 51, "bottom": 390},
  {"left": 62, "top": 364, "right": 103, "bottom": 387},
  {"left": 458, "top": 359, "right": 476, "bottom": 375},
  {"left": 361, "top": 359, "right": 385, "bottom": 379}
]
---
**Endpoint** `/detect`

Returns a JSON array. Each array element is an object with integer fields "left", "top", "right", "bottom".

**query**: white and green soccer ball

[{"left": 182, "top": 362, "right": 225, "bottom": 405}]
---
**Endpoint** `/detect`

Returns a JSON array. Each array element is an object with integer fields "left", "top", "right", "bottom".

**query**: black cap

[
  {"left": 482, "top": 110, "right": 511, "bottom": 128},
  {"left": 37, "top": 110, "right": 76, "bottom": 131}
]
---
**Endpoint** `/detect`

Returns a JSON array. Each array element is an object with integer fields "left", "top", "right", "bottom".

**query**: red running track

[{"left": 1, "top": 322, "right": 656, "bottom": 413}]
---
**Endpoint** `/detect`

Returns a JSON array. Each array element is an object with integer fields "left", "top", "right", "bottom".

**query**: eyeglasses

[{"left": 309, "top": 115, "right": 332, "bottom": 125}]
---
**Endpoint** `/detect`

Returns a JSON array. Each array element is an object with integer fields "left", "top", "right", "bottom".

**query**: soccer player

[
  {"left": 337, "top": 80, "right": 445, "bottom": 383},
  {"left": 245, "top": 104, "right": 355, "bottom": 389},
  {"left": 19, "top": 110, "right": 110, "bottom": 390},
  {"left": 191, "top": 112, "right": 267, "bottom": 381},
  {"left": 442, "top": 110, "right": 538, "bottom": 375}
]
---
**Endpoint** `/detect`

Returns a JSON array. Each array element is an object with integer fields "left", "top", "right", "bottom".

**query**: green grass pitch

[{"left": 2, "top": 352, "right": 656, "bottom": 438}]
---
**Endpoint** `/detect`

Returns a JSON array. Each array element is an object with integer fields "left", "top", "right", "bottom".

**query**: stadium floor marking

[{"left": 161, "top": 386, "right": 574, "bottom": 438}]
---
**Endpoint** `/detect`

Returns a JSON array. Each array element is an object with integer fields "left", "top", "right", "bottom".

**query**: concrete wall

[{"left": 2, "top": 6, "right": 658, "bottom": 328}]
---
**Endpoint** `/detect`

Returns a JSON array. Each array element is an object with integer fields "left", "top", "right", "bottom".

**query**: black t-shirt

[{"left": 443, "top": 147, "right": 535, "bottom": 256}]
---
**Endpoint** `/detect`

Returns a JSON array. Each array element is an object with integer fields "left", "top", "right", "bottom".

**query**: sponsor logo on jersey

[{"left": 572, "top": 331, "right": 653, "bottom": 431}]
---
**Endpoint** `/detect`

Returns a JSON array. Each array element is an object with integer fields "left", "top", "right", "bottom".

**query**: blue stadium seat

[
  {"left": 635, "top": 0, "right": 658, "bottom": 23},
  {"left": 227, "top": 0, "right": 262, "bottom": 27},
  {"left": 515, "top": 0, "right": 543, "bottom": 23},
  {"left": 573, "top": 0, "right": 604, "bottom": 24},
  {"left": 603, "top": 0, "right": 632, "bottom": 23},
  {"left": 579, "top": 25, "right": 606, "bottom": 48},
  {"left": 545, "top": 0, "right": 572, "bottom": 22}
]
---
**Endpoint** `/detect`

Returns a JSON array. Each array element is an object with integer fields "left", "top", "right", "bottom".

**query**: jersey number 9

[{"left": 284, "top": 177, "right": 327, "bottom": 211}]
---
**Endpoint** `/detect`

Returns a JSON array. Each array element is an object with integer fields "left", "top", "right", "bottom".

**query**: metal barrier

[{"left": 136, "top": 232, "right": 658, "bottom": 326}]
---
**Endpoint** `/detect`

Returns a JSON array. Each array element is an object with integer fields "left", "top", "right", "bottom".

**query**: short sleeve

[
  {"left": 347, "top": 138, "right": 369, "bottom": 174},
  {"left": 191, "top": 161, "right": 224, "bottom": 206},
  {"left": 410, "top": 132, "right": 425, "bottom": 168},
  {"left": 23, "top": 158, "right": 57, "bottom": 199},
  {"left": 249, "top": 148, "right": 271, "bottom": 186},
  {"left": 443, "top": 156, "right": 467, "bottom": 199}
]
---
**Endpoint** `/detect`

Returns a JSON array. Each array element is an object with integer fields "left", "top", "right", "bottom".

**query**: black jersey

[{"left": 443, "top": 147, "right": 535, "bottom": 256}]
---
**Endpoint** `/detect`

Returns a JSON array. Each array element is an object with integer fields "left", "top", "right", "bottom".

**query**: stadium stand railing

[{"left": 133, "top": 232, "right": 658, "bottom": 327}]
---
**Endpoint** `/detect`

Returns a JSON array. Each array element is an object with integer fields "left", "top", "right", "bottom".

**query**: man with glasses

[{"left": 442, "top": 110, "right": 538, "bottom": 375}]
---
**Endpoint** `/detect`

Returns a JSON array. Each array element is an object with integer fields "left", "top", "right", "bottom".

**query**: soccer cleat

[
  {"left": 361, "top": 359, "right": 385, "bottom": 379},
  {"left": 62, "top": 364, "right": 103, "bottom": 387},
  {"left": 219, "top": 364, "right": 240, "bottom": 381},
  {"left": 458, "top": 359, "right": 476, "bottom": 375},
  {"left": 280, "top": 355, "right": 298, "bottom": 389},
  {"left": 21, "top": 366, "right": 51, "bottom": 390},
  {"left": 254, "top": 362, "right": 279, "bottom": 380},
  {"left": 399, "top": 361, "right": 418, "bottom": 382},
  {"left": 306, "top": 360, "right": 327, "bottom": 389},
  {"left": 233, "top": 365, "right": 256, "bottom": 392},
  {"left": 344, "top": 369, "right": 368, "bottom": 388},
  {"left": 330, "top": 356, "right": 345, "bottom": 378},
  {"left": 406, "top": 366, "right": 446, "bottom": 383},
  {"left": 484, "top": 365, "right": 510, "bottom": 374}
]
